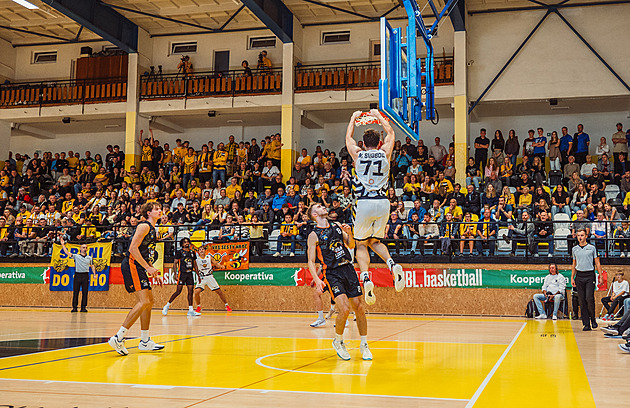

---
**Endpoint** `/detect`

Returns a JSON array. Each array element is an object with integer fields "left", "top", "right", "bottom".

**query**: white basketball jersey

[
  {"left": 196, "top": 254, "right": 214, "bottom": 277},
  {"left": 353, "top": 149, "right": 390, "bottom": 199}
]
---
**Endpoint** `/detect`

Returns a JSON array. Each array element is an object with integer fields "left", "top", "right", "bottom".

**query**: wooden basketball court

[{"left": 0, "top": 308, "right": 626, "bottom": 407}]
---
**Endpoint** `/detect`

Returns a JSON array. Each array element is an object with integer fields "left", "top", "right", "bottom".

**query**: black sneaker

[
  {"left": 591, "top": 321, "right": 598, "bottom": 329},
  {"left": 583, "top": 326, "right": 592, "bottom": 331},
  {"left": 503, "top": 236, "right": 510, "bottom": 244},
  {"left": 71, "top": 309, "right": 78, "bottom": 313},
  {"left": 80, "top": 309, "right": 88, "bottom": 313}
]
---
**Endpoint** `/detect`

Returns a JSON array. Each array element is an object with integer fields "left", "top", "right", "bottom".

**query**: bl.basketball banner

[
  {"left": 49, "top": 243, "right": 112, "bottom": 291},
  {"left": 197, "top": 242, "right": 249, "bottom": 270}
]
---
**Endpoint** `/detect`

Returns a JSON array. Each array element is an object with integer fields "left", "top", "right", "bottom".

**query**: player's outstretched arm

[
  {"left": 307, "top": 232, "right": 324, "bottom": 293},
  {"left": 371, "top": 109, "right": 396, "bottom": 159},
  {"left": 345, "top": 110, "right": 363, "bottom": 163}
]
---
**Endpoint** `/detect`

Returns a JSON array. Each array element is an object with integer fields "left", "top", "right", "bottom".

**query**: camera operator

[
  {"left": 257, "top": 50, "right": 272, "bottom": 72},
  {"left": 177, "top": 55, "right": 193, "bottom": 77}
]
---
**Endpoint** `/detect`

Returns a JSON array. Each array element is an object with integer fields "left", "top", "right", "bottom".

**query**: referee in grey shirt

[
  {"left": 61, "top": 237, "right": 96, "bottom": 313},
  {"left": 571, "top": 229, "right": 604, "bottom": 331}
]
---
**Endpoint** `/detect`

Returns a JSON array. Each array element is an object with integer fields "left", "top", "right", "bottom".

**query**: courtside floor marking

[{"left": 465, "top": 322, "right": 526, "bottom": 408}]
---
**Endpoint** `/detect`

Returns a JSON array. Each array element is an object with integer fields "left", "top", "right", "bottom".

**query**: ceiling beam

[
  {"left": 149, "top": 117, "right": 185, "bottom": 134},
  {"left": 241, "top": 0, "right": 293, "bottom": 43},
  {"left": 468, "top": 0, "right": 630, "bottom": 15},
  {"left": 449, "top": 0, "right": 465, "bottom": 31},
  {"left": 40, "top": 0, "right": 138, "bottom": 53}
]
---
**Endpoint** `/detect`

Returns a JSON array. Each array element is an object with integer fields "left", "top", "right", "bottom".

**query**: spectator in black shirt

[
  {"left": 532, "top": 210, "right": 554, "bottom": 257},
  {"left": 423, "top": 156, "right": 442, "bottom": 180},
  {"left": 328, "top": 198, "right": 346, "bottom": 223},
  {"left": 244, "top": 190, "right": 258, "bottom": 211},
  {"left": 386, "top": 212, "right": 403, "bottom": 240},
  {"left": 172, "top": 203, "right": 191, "bottom": 224},
  {"left": 249, "top": 138, "right": 261, "bottom": 164},
  {"left": 586, "top": 168, "right": 604, "bottom": 190},
  {"left": 474, "top": 129, "right": 490, "bottom": 172},
  {"left": 614, "top": 153, "right": 630, "bottom": 185},
  {"left": 551, "top": 184, "right": 571, "bottom": 217},
  {"left": 403, "top": 136, "right": 417, "bottom": 159},
  {"left": 448, "top": 184, "right": 466, "bottom": 207},
  {"left": 463, "top": 184, "right": 481, "bottom": 215},
  {"left": 589, "top": 184, "right": 605, "bottom": 206}
]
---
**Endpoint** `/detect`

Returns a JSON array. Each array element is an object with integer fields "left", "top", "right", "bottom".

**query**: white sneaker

[
  {"left": 552, "top": 315, "right": 558, "bottom": 320},
  {"left": 310, "top": 318, "right": 326, "bottom": 327},
  {"left": 363, "top": 279, "right": 376, "bottom": 305},
  {"left": 618, "top": 343, "right": 630, "bottom": 353},
  {"left": 548, "top": 253, "right": 553, "bottom": 257},
  {"left": 621, "top": 253, "right": 626, "bottom": 258},
  {"left": 332, "top": 339, "right": 351, "bottom": 360},
  {"left": 108, "top": 335, "right": 128, "bottom": 356},
  {"left": 187, "top": 310, "right": 201, "bottom": 316},
  {"left": 601, "top": 326, "right": 619, "bottom": 335},
  {"left": 273, "top": 252, "right": 280, "bottom": 257},
  {"left": 392, "top": 264, "right": 405, "bottom": 292},
  {"left": 162, "top": 304, "right": 169, "bottom": 316},
  {"left": 623, "top": 328, "right": 630, "bottom": 338},
  {"left": 360, "top": 343, "right": 373, "bottom": 360},
  {"left": 535, "top": 314, "right": 547, "bottom": 319},
  {"left": 138, "top": 338, "right": 165, "bottom": 351},
  {"left": 289, "top": 252, "right": 295, "bottom": 257}
]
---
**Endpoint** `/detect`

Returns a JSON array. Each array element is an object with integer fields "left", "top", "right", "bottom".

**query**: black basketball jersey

[
  {"left": 175, "top": 249, "right": 197, "bottom": 274},
  {"left": 314, "top": 224, "right": 352, "bottom": 270},
  {"left": 131, "top": 220, "right": 157, "bottom": 264}
]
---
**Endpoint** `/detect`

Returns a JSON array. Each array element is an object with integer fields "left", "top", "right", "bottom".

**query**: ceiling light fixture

[{"left": 12, "top": 0, "right": 39, "bottom": 10}]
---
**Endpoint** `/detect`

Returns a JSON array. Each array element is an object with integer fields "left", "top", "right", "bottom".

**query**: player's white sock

[
  {"left": 360, "top": 271, "right": 370, "bottom": 282},
  {"left": 166, "top": 302, "right": 171, "bottom": 307},
  {"left": 335, "top": 333, "right": 343, "bottom": 343},
  {"left": 188, "top": 306, "right": 193, "bottom": 312},
  {"left": 360, "top": 335, "right": 368, "bottom": 346},
  {"left": 330, "top": 305, "right": 335, "bottom": 311},
  {"left": 386, "top": 258, "right": 395, "bottom": 270},
  {"left": 116, "top": 326, "right": 127, "bottom": 340},
  {"left": 225, "top": 303, "right": 229, "bottom": 307},
  {"left": 141, "top": 330, "right": 149, "bottom": 343},
  {"left": 318, "top": 311, "right": 324, "bottom": 319}
]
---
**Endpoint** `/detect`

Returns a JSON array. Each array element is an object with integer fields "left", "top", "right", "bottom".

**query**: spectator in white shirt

[
  {"left": 429, "top": 137, "right": 448, "bottom": 163},
  {"left": 580, "top": 155, "right": 597, "bottom": 178},
  {"left": 595, "top": 137, "right": 610, "bottom": 157},
  {"left": 602, "top": 272, "right": 630, "bottom": 320},
  {"left": 533, "top": 264, "right": 567, "bottom": 320}
]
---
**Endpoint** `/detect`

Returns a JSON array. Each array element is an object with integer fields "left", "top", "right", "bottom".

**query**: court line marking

[
  {"left": 0, "top": 326, "right": 258, "bottom": 369},
  {"left": 0, "top": 378, "right": 470, "bottom": 401},
  {"left": 249, "top": 335, "right": 510, "bottom": 346},
  {"left": 464, "top": 322, "right": 527, "bottom": 408}
]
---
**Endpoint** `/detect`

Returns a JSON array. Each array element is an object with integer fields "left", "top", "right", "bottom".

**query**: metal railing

[
  {"left": 139, "top": 67, "right": 283, "bottom": 100},
  {"left": 0, "top": 77, "right": 128, "bottom": 109}
]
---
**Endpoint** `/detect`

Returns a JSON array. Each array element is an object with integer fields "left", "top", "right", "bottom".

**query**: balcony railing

[
  {"left": 0, "top": 77, "right": 127, "bottom": 109},
  {"left": 139, "top": 67, "right": 283, "bottom": 100}
]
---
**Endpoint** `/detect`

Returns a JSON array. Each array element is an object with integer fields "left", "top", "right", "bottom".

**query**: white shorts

[
  {"left": 353, "top": 198, "right": 390, "bottom": 241},
  {"left": 196, "top": 275, "right": 220, "bottom": 291}
]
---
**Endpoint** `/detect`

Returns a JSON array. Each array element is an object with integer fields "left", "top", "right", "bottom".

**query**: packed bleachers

[{"left": 0, "top": 122, "right": 629, "bottom": 261}]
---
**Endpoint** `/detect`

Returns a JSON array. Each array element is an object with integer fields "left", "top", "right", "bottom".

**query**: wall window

[
  {"left": 32, "top": 51, "right": 57, "bottom": 64},
  {"left": 370, "top": 40, "right": 381, "bottom": 60},
  {"left": 170, "top": 41, "right": 197, "bottom": 55},
  {"left": 248, "top": 36, "right": 276, "bottom": 49},
  {"left": 321, "top": 30, "right": 350, "bottom": 45}
]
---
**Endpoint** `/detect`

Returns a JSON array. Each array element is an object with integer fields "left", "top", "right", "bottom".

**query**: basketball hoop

[{"left": 354, "top": 111, "right": 389, "bottom": 127}]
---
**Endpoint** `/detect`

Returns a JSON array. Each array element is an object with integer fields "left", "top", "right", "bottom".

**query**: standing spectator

[
  {"left": 559, "top": 126, "right": 573, "bottom": 167},
  {"left": 60, "top": 237, "right": 95, "bottom": 313},
  {"left": 429, "top": 137, "right": 447, "bottom": 164},
  {"left": 522, "top": 130, "right": 535, "bottom": 165},
  {"left": 504, "top": 129, "right": 520, "bottom": 168},
  {"left": 474, "top": 129, "right": 490, "bottom": 172},
  {"left": 403, "top": 136, "right": 417, "bottom": 160},
  {"left": 571, "top": 228, "right": 604, "bottom": 331},
  {"left": 491, "top": 130, "right": 505, "bottom": 164},
  {"left": 226, "top": 135, "right": 238, "bottom": 177},
  {"left": 612, "top": 122, "right": 628, "bottom": 162},
  {"left": 532, "top": 128, "right": 547, "bottom": 167},
  {"left": 532, "top": 211, "right": 554, "bottom": 257},
  {"left": 532, "top": 264, "right": 566, "bottom": 320},
  {"left": 574, "top": 124, "right": 590, "bottom": 165},
  {"left": 601, "top": 272, "right": 629, "bottom": 320},
  {"left": 548, "top": 131, "right": 561, "bottom": 172}
]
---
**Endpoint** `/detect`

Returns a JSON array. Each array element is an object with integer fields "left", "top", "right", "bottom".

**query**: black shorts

[
  {"left": 178, "top": 271, "right": 194, "bottom": 286},
  {"left": 311, "top": 273, "right": 335, "bottom": 304},
  {"left": 121, "top": 257, "right": 151, "bottom": 293},
  {"left": 324, "top": 263, "right": 362, "bottom": 299}
]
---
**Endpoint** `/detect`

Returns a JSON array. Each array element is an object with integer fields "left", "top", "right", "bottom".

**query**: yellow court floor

[{"left": 0, "top": 309, "right": 627, "bottom": 407}]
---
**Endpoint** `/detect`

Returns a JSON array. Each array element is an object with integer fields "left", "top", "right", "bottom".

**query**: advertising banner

[
  {"left": 196, "top": 242, "right": 250, "bottom": 270},
  {"left": 49, "top": 243, "right": 112, "bottom": 291},
  {"left": 0, "top": 267, "right": 49, "bottom": 284}
]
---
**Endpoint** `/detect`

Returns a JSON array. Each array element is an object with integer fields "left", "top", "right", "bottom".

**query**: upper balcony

[{"left": 0, "top": 58, "right": 454, "bottom": 111}]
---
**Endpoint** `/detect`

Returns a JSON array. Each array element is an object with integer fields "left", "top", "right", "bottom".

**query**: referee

[
  {"left": 60, "top": 237, "right": 96, "bottom": 313},
  {"left": 571, "top": 229, "right": 604, "bottom": 331}
]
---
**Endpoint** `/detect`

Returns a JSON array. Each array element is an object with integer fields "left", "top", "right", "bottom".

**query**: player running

[
  {"left": 307, "top": 203, "right": 371, "bottom": 361},
  {"left": 108, "top": 202, "right": 164, "bottom": 356},
  {"left": 162, "top": 237, "right": 201, "bottom": 316},
  {"left": 193, "top": 245, "right": 232, "bottom": 313},
  {"left": 345, "top": 109, "right": 405, "bottom": 305}
]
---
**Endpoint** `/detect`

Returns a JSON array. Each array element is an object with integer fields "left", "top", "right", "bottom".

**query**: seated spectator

[
  {"left": 532, "top": 210, "right": 554, "bottom": 257},
  {"left": 476, "top": 209, "right": 497, "bottom": 256},
  {"left": 551, "top": 184, "right": 571, "bottom": 217},
  {"left": 615, "top": 220, "right": 630, "bottom": 257},
  {"left": 530, "top": 156, "right": 545, "bottom": 186},
  {"left": 589, "top": 184, "right": 605, "bottom": 207},
  {"left": 591, "top": 210, "right": 610, "bottom": 247},
  {"left": 273, "top": 213, "right": 297, "bottom": 257},
  {"left": 416, "top": 212, "right": 439, "bottom": 255},
  {"left": 586, "top": 168, "right": 604, "bottom": 190},
  {"left": 580, "top": 155, "right": 597, "bottom": 179},
  {"left": 386, "top": 212, "right": 403, "bottom": 240},
  {"left": 419, "top": 175, "right": 435, "bottom": 203},
  {"left": 602, "top": 272, "right": 630, "bottom": 320},
  {"left": 482, "top": 183, "right": 499, "bottom": 213},
  {"left": 486, "top": 171, "right": 502, "bottom": 195},
  {"left": 407, "top": 199, "right": 426, "bottom": 222},
  {"left": 459, "top": 212, "right": 477, "bottom": 255},
  {"left": 444, "top": 198, "right": 463, "bottom": 221},
  {"left": 439, "top": 212, "right": 457, "bottom": 255},
  {"left": 466, "top": 157, "right": 482, "bottom": 190},
  {"left": 571, "top": 183, "right": 589, "bottom": 213},
  {"left": 499, "top": 156, "right": 513, "bottom": 187},
  {"left": 563, "top": 155, "right": 580, "bottom": 184},
  {"left": 598, "top": 153, "right": 613, "bottom": 184},
  {"left": 568, "top": 209, "right": 591, "bottom": 249},
  {"left": 516, "top": 186, "right": 532, "bottom": 218},
  {"left": 402, "top": 174, "right": 421, "bottom": 201},
  {"left": 484, "top": 157, "right": 499, "bottom": 180},
  {"left": 428, "top": 199, "right": 444, "bottom": 223},
  {"left": 506, "top": 210, "right": 534, "bottom": 256},
  {"left": 532, "top": 263, "right": 566, "bottom": 320},
  {"left": 493, "top": 196, "right": 514, "bottom": 227},
  {"left": 614, "top": 155, "right": 630, "bottom": 185},
  {"left": 271, "top": 187, "right": 287, "bottom": 213},
  {"left": 216, "top": 214, "right": 236, "bottom": 243}
]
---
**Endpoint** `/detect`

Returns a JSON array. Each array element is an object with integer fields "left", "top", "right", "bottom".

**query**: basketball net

[{"left": 354, "top": 111, "right": 390, "bottom": 127}]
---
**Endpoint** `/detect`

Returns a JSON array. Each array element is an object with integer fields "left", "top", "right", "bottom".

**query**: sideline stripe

[
  {"left": 0, "top": 378, "right": 469, "bottom": 401},
  {"left": 0, "top": 326, "right": 257, "bottom": 370},
  {"left": 464, "top": 322, "right": 526, "bottom": 408}
]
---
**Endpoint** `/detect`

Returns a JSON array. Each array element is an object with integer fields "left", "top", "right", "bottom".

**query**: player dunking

[
  {"left": 307, "top": 203, "right": 371, "bottom": 360},
  {"left": 346, "top": 109, "right": 404, "bottom": 305},
  {"left": 109, "top": 202, "right": 164, "bottom": 356},
  {"left": 193, "top": 245, "right": 232, "bottom": 313}
]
